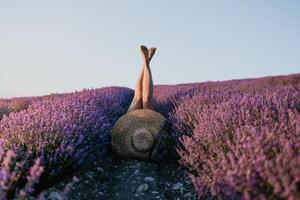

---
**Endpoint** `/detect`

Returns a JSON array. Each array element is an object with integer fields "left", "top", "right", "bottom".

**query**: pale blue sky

[{"left": 0, "top": 0, "right": 299, "bottom": 98}]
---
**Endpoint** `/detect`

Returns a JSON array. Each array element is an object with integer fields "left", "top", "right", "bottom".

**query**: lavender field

[{"left": 0, "top": 74, "right": 299, "bottom": 200}]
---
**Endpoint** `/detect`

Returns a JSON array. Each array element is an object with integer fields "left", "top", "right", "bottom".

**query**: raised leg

[{"left": 142, "top": 47, "right": 156, "bottom": 110}]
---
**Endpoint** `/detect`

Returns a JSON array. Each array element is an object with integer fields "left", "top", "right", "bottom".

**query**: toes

[
  {"left": 140, "top": 45, "right": 149, "bottom": 58},
  {"left": 149, "top": 47, "right": 157, "bottom": 61},
  {"left": 140, "top": 45, "right": 147, "bottom": 51}
]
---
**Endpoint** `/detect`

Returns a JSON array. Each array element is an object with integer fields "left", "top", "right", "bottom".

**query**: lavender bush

[
  {"left": 0, "top": 97, "right": 42, "bottom": 121},
  {"left": 0, "top": 102, "right": 10, "bottom": 121},
  {"left": 171, "top": 76, "right": 300, "bottom": 200},
  {"left": 0, "top": 87, "right": 133, "bottom": 199}
]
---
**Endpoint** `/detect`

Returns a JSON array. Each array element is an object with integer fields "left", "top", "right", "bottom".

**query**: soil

[{"left": 43, "top": 158, "right": 210, "bottom": 200}]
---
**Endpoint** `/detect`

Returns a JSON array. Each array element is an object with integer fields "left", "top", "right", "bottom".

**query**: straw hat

[{"left": 111, "top": 109, "right": 167, "bottom": 160}]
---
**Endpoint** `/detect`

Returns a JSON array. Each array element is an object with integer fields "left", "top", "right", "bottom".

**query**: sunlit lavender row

[
  {"left": 0, "top": 74, "right": 299, "bottom": 199},
  {"left": 170, "top": 74, "right": 300, "bottom": 200},
  {"left": 0, "top": 87, "right": 133, "bottom": 199}
]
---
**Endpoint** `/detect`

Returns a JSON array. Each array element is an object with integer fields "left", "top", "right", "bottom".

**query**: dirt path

[{"left": 45, "top": 158, "right": 202, "bottom": 200}]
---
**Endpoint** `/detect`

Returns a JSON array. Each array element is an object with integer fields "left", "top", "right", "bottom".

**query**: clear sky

[{"left": 0, "top": 0, "right": 299, "bottom": 98}]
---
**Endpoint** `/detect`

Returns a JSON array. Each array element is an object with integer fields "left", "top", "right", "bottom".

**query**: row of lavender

[
  {"left": 0, "top": 87, "right": 133, "bottom": 199},
  {"left": 167, "top": 74, "right": 300, "bottom": 200},
  {"left": 0, "top": 98, "right": 35, "bottom": 120}
]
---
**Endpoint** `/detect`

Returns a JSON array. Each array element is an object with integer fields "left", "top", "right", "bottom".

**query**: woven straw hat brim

[{"left": 111, "top": 109, "right": 166, "bottom": 160}]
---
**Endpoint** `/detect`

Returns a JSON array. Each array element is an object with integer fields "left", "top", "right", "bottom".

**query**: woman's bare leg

[
  {"left": 142, "top": 47, "right": 156, "bottom": 110},
  {"left": 134, "top": 67, "right": 144, "bottom": 100}
]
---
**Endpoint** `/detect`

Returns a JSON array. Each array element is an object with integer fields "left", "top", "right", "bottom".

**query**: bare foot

[
  {"left": 148, "top": 47, "right": 156, "bottom": 62},
  {"left": 140, "top": 45, "right": 149, "bottom": 63}
]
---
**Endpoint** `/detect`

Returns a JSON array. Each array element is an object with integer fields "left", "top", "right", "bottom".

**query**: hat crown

[{"left": 132, "top": 128, "right": 154, "bottom": 152}]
